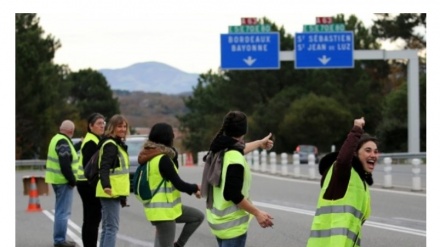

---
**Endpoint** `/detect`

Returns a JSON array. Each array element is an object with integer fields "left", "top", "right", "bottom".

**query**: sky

[
  {"left": 36, "top": 10, "right": 380, "bottom": 73},
  {"left": 3, "top": 1, "right": 438, "bottom": 245}
]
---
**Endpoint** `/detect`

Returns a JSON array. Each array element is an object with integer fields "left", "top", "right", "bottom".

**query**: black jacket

[{"left": 98, "top": 136, "right": 128, "bottom": 190}]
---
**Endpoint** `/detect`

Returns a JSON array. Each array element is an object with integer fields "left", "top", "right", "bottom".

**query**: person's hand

[
  {"left": 260, "top": 133, "right": 274, "bottom": 150},
  {"left": 194, "top": 190, "right": 201, "bottom": 199},
  {"left": 104, "top": 187, "right": 112, "bottom": 196},
  {"left": 354, "top": 117, "right": 365, "bottom": 129},
  {"left": 120, "top": 197, "right": 130, "bottom": 208},
  {"left": 194, "top": 184, "right": 202, "bottom": 198},
  {"left": 68, "top": 180, "right": 76, "bottom": 188},
  {"left": 255, "top": 210, "right": 274, "bottom": 229}
]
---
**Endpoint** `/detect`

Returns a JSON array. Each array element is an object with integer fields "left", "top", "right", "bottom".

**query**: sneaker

[{"left": 54, "top": 241, "right": 76, "bottom": 247}]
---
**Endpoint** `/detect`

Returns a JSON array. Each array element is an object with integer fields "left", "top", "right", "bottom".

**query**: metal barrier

[
  {"left": 195, "top": 151, "right": 426, "bottom": 191},
  {"left": 16, "top": 152, "right": 426, "bottom": 192},
  {"left": 378, "top": 152, "right": 426, "bottom": 164}
]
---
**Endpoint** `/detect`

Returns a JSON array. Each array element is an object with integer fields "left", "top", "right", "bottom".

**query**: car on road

[
  {"left": 125, "top": 135, "right": 148, "bottom": 191},
  {"left": 294, "top": 144, "right": 319, "bottom": 164},
  {"left": 71, "top": 137, "right": 82, "bottom": 154}
]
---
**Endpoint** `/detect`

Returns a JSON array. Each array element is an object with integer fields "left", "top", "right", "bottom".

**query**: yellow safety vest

[
  {"left": 307, "top": 164, "right": 371, "bottom": 247},
  {"left": 95, "top": 139, "right": 130, "bottom": 198},
  {"left": 206, "top": 150, "right": 252, "bottom": 240},
  {"left": 143, "top": 154, "right": 182, "bottom": 221},
  {"left": 45, "top": 134, "right": 80, "bottom": 184},
  {"left": 76, "top": 132, "right": 100, "bottom": 181}
]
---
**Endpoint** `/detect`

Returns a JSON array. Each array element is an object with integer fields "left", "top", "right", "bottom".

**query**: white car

[{"left": 125, "top": 135, "right": 148, "bottom": 191}]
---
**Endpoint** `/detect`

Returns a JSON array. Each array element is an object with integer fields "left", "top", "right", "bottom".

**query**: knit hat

[{"left": 223, "top": 111, "right": 247, "bottom": 137}]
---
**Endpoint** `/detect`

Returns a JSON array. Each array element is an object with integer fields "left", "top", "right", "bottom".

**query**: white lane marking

[
  {"left": 252, "top": 172, "right": 426, "bottom": 197},
  {"left": 115, "top": 234, "right": 154, "bottom": 247},
  {"left": 43, "top": 210, "right": 84, "bottom": 247},
  {"left": 364, "top": 221, "right": 426, "bottom": 237},
  {"left": 253, "top": 201, "right": 426, "bottom": 237},
  {"left": 394, "top": 217, "right": 426, "bottom": 224},
  {"left": 43, "top": 209, "right": 154, "bottom": 247}
]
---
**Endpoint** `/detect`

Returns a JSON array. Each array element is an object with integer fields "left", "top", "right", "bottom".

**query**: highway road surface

[{"left": 15, "top": 166, "right": 426, "bottom": 246}]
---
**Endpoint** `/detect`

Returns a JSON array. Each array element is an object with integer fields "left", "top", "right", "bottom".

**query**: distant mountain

[{"left": 99, "top": 62, "right": 199, "bottom": 94}]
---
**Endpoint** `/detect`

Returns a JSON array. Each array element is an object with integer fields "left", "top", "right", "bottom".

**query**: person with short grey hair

[{"left": 45, "top": 119, "right": 79, "bottom": 247}]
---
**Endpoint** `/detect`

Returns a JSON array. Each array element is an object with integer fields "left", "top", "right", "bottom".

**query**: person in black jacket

[
  {"left": 307, "top": 117, "right": 379, "bottom": 247},
  {"left": 138, "top": 123, "right": 204, "bottom": 247},
  {"left": 96, "top": 114, "right": 130, "bottom": 247},
  {"left": 76, "top": 113, "right": 106, "bottom": 247},
  {"left": 202, "top": 110, "right": 274, "bottom": 247}
]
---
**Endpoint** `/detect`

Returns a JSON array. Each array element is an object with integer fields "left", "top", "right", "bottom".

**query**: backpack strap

[
  {"left": 151, "top": 179, "right": 165, "bottom": 198},
  {"left": 146, "top": 162, "right": 165, "bottom": 198}
]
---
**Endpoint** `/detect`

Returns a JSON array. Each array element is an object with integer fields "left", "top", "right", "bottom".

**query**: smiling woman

[{"left": 307, "top": 117, "right": 379, "bottom": 247}]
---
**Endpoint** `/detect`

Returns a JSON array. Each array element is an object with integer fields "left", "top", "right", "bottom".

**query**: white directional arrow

[
  {"left": 318, "top": 55, "right": 331, "bottom": 65},
  {"left": 243, "top": 56, "right": 256, "bottom": 66}
]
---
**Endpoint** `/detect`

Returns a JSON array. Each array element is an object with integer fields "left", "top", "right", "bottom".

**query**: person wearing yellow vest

[
  {"left": 95, "top": 114, "right": 130, "bottom": 247},
  {"left": 202, "top": 111, "right": 274, "bottom": 247},
  {"left": 137, "top": 122, "right": 204, "bottom": 247},
  {"left": 76, "top": 113, "right": 106, "bottom": 247},
  {"left": 45, "top": 120, "right": 79, "bottom": 247},
  {"left": 307, "top": 117, "right": 379, "bottom": 247}
]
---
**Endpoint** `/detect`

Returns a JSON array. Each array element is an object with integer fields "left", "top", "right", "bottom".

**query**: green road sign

[
  {"left": 303, "top": 24, "right": 345, "bottom": 32},
  {"left": 229, "top": 24, "right": 271, "bottom": 33}
]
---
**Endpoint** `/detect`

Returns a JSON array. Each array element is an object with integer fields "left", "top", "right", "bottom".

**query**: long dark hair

[
  {"left": 203, "top": 111, "right": 247, "bottom": 162},
  {"left": 208, "top": 111, "right": 247, "bottom": 147},
  {"left": 149, "top": 123, "right": 174, "bottom": 147}
]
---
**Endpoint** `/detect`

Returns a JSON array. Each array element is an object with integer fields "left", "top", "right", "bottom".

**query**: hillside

[
  {"left": 101, "top": 61, "right": 198, "bottom": 131},
  {"left": 100, "top": 61, "right": 199, "bottom": 94},
  {"left": 114, "top": 90, "right": 189, "bottom": 129}
]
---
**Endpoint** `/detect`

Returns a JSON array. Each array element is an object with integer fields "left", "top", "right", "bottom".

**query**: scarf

[{"left": 201, "top": 135, "right": 245, "bottom": 209}]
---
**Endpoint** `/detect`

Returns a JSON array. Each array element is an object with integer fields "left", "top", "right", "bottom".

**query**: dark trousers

[
  {"left": 152, "top": 205, "right": 205, "bottom": 247},
  {"left": 77, "top": 180, "right": 102, "bottom": 247}
]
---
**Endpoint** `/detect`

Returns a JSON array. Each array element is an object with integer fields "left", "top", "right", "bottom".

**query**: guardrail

[
  {"left": 196, "top": 150, "right": 426, "bottom": 192},
  {"left": 16, "top": 151, "right": 426, "bottom": 192},
  {"left": 378, "top": 152, "right": 426, "bottom": 164}
]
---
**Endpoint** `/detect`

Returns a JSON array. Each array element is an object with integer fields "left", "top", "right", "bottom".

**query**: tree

[
  {"left": 372, "top": 13, "right": 426, "bottom": 152},
  {"left": 372, "top": 13, "right": 426, "bottom": 50},
  {"left": 68, "top": 69, "right": 120, "bottom": 136},
  {"left": 179, "top": 16, "right": 378, "bottom": 153},
  {"left": 376, "top": 73, "right": 426, "bottom": 152},
  {"left": 16, "top": 14, "right": 78, "bottom": 159},
  {"left": 278, "top": 93, "right": 352, "bottom": 153},
  {"left": 179, "top": 14, "right": 425, "bottom": 154}
]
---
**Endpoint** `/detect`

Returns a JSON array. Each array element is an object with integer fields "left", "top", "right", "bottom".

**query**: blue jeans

[
  {"left": 100, "top": 198, "right": 120, "bottom": 247},
  {"left": 52, "top": 184, "right": 74, "bottom": 245},
  {"left": 216, "top": 233, "right": 247, "bottom": 247}
]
